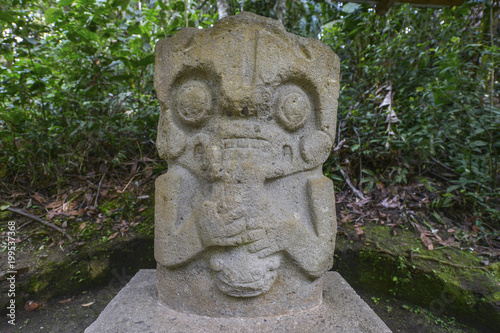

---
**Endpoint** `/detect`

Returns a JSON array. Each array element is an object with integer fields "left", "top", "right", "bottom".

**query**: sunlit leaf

[
  {"left": 342, "top": 3, "right": 361, "bottom": 13},
  {"left": 0, "top": 11, "right": 16, "bottom": 22},
  {"left": 58, "top": 0, "right": 74, "bottom": 7},
  {"left": 0, "top": 201, "right": 11, "bottom": 210},
  {"left": 45, "top": 8, "right": 62, "bottom": 24}
]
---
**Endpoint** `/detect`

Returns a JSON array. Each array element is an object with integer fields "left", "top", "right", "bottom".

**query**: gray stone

[
  {"left": 85, "top": 269, "right": 392, "bottom": 333},
  {"left": 154, "top": 11, "right": 340, "bottom": 318},
  {"left": 87, "top": 11, "right": 392, "bottom": 332}
]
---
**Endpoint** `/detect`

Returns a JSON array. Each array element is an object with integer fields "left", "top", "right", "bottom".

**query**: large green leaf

[
  {"left": 58, "top": 0, "right": 74, "bottom": 7},
  {"left": 137, "top": 54, "right": 154, "bottom": 67},
  {"left": 0, "top": 11, "right": 16, "bottom": 22},
  {"left": 0, "top": 201, "right": 11, "bottom": 211},
  {"left": 45, "top": 8, "right": 62, "bottom": 24}
]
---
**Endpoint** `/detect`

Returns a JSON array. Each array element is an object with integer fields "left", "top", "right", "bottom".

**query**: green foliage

[
  {"left": 321, "top": 2, "right": 499, "bottom": 224},
  {"left": 0, "top": 0, "right": 217, "bottom": 182}
]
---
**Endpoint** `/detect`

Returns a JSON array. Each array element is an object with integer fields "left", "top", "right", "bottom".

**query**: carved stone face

[
  {"left": 155, "top": 14, "right": 340, "bottom": 182},
  {"left": 154, "top": 12, "right": 340, "bottom": 317}
]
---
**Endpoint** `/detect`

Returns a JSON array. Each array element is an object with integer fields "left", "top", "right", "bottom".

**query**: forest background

[
  {"left": 0, "top": 1, "right": 499, "bottom": 331},
  {"left": 0, "top": 0, "right": 499, "bottom": 272}
]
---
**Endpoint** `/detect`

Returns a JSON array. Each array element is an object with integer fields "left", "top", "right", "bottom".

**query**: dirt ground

[{"left": 0, "top": 271, "right": 481, "bottom": 333}]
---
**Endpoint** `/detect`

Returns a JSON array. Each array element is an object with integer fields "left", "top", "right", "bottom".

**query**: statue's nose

[
  {"left": 223, "top": 88, "right": 256, "bottom": 118},
  {"left": 226, "top": 105, "right": 253, "bottom": 118}
]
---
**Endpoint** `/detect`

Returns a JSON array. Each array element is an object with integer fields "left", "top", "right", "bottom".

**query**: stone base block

[{"left": 85, "top": 269, "right": 392, "bottom": 333}]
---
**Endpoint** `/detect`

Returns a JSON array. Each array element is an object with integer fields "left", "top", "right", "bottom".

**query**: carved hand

[
  {"left": 247, "top": 214, "right": 298, "bottom": 258},
  {"left": 196, "top": 200, "right": 266, "bottom": 248}
]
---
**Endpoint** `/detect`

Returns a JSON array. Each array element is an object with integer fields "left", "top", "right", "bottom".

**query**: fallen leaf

[
  {"left": 69, "top": 208, "right": 86, "bottom": 216},
  {"left": 24, "top": 300, "right": 41, "bottom": 311},
  {"left": 381, "top": 196, "right": 399, "bottom": 208},
  {"left": 411, "top": 221, "right": 428, "bottom": 234},
  {"left": 108, "top": 232, "right": 119, "bottom": 240},
  {"left": 31, "top": 193, "right": 46, "bottom": 204},
  {"left": 130, "top": 162, "right": 138, "bottom": 175},
  {"left": 432, "top": 232, "right": 443, "bottom": 242},
  {"left": 354, "top": 224, "right": 364, "bottom": 235},
  {"left": 438, "top": 237, "right": 458, "bottom": 247},
  {"left": 85, "top": 192, "right": 93, "bottom": 205},
  {"left": 78, "top": 222, "right": 86, "bottom": 231},
  {"left": 106, "top": 208, "right": 119, "bottom": 215},
  {"left": 335, "top": 193, "right": 346, "bottom": 204},
  {"left": 82, "top": 302, "right": 95, "bottom": 307},
  {"left": 59, "top": 298, "right": 72, "bottom": 304},
  {"left": 341, "top": 213, "right": 356, "bottom": 223},
  {"left": 465, "top": 216, "right": 475, "bottom": 224},
  {"left": 447, "top": 228, "right": 456, "bottom": 233},
  {"left": 62, "top": 201, "right": 76, "bottom": 212},
  {"left": 100, "top": 189, "right": 109, "bottom": 197},
  {"left": 0, "top": 201, "right": 11, "bottom": 210},
  {"left": 46, "top": 211, "right": 57, "bottom": 220},
  {"left": 144, "top": 169, "right": 153, "bottom": 179},
  {"left": 86, "top": 208, "right": 99, "bottom": 215},
  {"left": 46, "top": 200, "right": 64, "bottom": 209},
  {"left": 420, "top": 233, "right": 434, "bottom": 250}
]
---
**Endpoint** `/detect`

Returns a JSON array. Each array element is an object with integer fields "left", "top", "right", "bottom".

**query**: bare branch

[
  {"left": 7, "top": 207, "right": 74, "bottom": 242},
  {"left": 340, "top": 168, "right": 365, "bottom": 200}
]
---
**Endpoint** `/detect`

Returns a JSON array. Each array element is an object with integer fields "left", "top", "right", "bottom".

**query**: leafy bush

[
  {"left": 0, "top": 0, "right": 217, "bottom": 182},
  {"left": 321, "top": 2, "right": 499, "bottom": 224},
  {"left": 0, "top": 0, "right": 498, "bottom": 225}
]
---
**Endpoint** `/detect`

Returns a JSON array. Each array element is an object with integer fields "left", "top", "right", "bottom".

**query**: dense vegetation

[{"left": 1, "top": 0, "right": 498, "bottom": 231}]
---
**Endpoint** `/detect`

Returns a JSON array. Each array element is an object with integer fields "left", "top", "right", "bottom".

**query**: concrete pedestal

[{"left": 85, "top": 270, "right": 391, "bottom": 333}]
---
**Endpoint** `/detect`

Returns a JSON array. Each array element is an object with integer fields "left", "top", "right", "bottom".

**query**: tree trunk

[
  {"left": 217, "top": 0, "right": 232, "bottom": 19},
  {"left": 274, "top": 0, "right": 287, "bottom": 25}
]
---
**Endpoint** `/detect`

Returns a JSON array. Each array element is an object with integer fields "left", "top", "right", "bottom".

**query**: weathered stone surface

[
  {"left": 153, "top": 11, "right": 341, "bottom": 317},
  {"left": 84, "top": 269, "right": 392, "bottom": 333},
  {"left": 86, "top": 13, "right": 393, "bottom": 332}
]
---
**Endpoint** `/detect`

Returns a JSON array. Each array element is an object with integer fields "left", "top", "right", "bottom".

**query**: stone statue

[
  {"left": 154, "top": 12, "right": 340, "bottom": 318},
  {"left": 86, "top": 12, "right": 392, "bottom": 333}
]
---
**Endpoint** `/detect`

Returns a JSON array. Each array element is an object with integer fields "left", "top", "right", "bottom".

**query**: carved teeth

[
  {"left": 224, "top": 140, "right": 236, "bottom": 149},
  {"left": 237, "top": 140, "right": 248, "bottom": 148},
  {"left": 223, "top": 139, "right": 269, "bottom": 150}
]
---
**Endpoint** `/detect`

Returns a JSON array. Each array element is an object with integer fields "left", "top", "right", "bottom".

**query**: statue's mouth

[{"left": 222, "top": 138, "right": 270, "bottom": 150}]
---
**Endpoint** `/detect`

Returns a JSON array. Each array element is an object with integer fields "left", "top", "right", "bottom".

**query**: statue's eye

[
  {"left": 275, "top": 86, "right": 311, "bottom": 131},
  {"left": 175, "top": 81, "right": 212, "bottom": 125}
]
